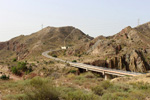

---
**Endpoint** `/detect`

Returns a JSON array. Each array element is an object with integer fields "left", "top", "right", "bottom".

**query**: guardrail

[{"left": 42, "top": 50, "right": 143, "bottom": 77}]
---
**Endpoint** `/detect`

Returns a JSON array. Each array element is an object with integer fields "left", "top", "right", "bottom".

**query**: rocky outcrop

[
  {"left": 85, "top": 60, "right": 107, "bottom": 67},
  {"left": 65, "top": 22, "right": 150, "bottom": 73},
  {"left": 114, "top": 26, "right": 132, "bottom": 39},
  {"left": 85, "top": 50, "right": 148, "bottom": 72},
  {"left": 0, "top": 40, "right": 29, "bottom": 60},
  {"left": 0, "top": 42, "right": 6, "bottom": 50}
]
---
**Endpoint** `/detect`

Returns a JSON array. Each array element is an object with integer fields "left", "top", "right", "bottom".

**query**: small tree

[{"left": 0, "top": 74, "right": 9, "bottom": 80}]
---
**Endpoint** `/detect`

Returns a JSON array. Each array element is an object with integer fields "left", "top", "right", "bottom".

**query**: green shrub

[
  {"left": 78, "top": 54, "right": 82, "bottom": 57},
  {"left": 68, "top": 70, "right": 76, "bottom": 74},
  {"left": 11, "top": 66, "right": 17, "bottom": 74},
  {"left": 11, "top": 61, "right": 32, "bottom": 75},
  {"left": 17, "top": 62, "right": 27, "bottom": 71},
  {"left": 13, "top": 58, "right": 17, "bottom": 62},
  {"left": 84, "top": 72, "right": 95, "bottom": 79},
  {"left": 28, "top": 66, "right": 33, "bottom": 72},
  {"left": 100, "top": 80, "right": 112, "bottom": 89},
  {"left": 25, "top": 77, "right": 60, "bottom": 100},
  {"left": 92, "top": 85, "right": 104, "bottom": 96},
  {"left": 25, "top": 85, "right": 59, "bottom": 100},
  {"left": 113, "top": 84, "right": 130, "bottom": 92},
  {"left": 102, "top": 93, "right": 128, "bottom": 100},
  {"left": 112, "top": 40, "right": 115, "bottom": 42},
  {"left": 72, "top": 60, "right": 77, "bottom": 63},
  {"left": 130, "top": 82, "right": 150, "bottom": 90},
  {"left": 11, "top": 66, "right": 21, "bottom": 75},
  {"left": 31, "top": 63, "right": 35, "bottom": 66},
  {"left": 52, "top": 54, "right": 57, "bottom": 58},
  {"left": 4, "top": 94, "right": 27, "bottom": 100},
  {"left": 30, "top": 77, "right": 49, "bottom": 87},
  {"left": 0, "top": 74, "right": 9, "bottom": 80},
  {"left": 127, "top": 90, "right": 145, "bottom": 100}
]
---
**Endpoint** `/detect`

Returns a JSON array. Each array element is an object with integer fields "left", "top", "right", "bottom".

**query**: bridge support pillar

[
  {"left": 104, "top": 74, "right": 111, "bottom": 80},
  {"left": 86, "top": 68, "right": 88, "bottom": 71},
  {"left": 104, "top": 74, "right": 108, "bottom": 80}
]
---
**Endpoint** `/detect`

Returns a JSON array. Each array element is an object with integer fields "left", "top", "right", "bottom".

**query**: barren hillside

[
  {"left": 66, "top": 22, "right": 150, "bottom": 73},
  {"left": 0, "top": 26, "right": 93, "bottom": 60}
]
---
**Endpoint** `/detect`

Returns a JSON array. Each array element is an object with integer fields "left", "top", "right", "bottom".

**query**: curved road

[{"left": 42, "top": 50, "right": 142, "bottom": 77}]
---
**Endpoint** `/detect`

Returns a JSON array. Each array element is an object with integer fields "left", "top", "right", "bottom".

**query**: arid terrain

[
  {"left": 0, "top": 22, "right": 150, "bottom": 100},
  {"left": 62, "top": 22, "right": 150, "bottom": 73}
]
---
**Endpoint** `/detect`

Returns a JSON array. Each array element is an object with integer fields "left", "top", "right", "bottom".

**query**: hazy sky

[{"left": 0, "top": 0, "right": 150, "bottom": 41}]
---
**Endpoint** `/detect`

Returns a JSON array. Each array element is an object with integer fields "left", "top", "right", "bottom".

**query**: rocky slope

[
  {"left": 67, "top": 22, "right": 150, "bottom": 72},
  {"left": 0, "top": 26, "right": 93, "bottom": 60}
]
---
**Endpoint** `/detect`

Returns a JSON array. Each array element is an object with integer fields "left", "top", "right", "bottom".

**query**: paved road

[{"left": 42, "top": 50, "right": 142, "bottom": 76}]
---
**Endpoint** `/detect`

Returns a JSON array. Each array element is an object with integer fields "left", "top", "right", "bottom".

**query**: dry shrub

[
  {"left": 67, "top": 73, "right": 76, "bottom": 80},
  {"left": 25, "top": 77, "right": 60, "bottom": 100},
  {"left": 64, "top": 90, "right": 100, "bottom": 100}
]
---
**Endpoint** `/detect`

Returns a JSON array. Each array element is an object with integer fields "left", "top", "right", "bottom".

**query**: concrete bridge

[{"left": 42, "top": 50, "right": 142, "bottom": 80}]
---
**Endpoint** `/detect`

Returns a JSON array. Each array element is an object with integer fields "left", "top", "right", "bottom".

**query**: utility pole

[
  {"left": 41, "top": 24, "right": 43, "bottom": 29},
  {"left": 138, "top": 19, "right": 140, "bottom": 26}
]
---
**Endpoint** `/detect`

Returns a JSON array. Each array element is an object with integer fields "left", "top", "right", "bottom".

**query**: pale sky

[{"left": 0, "top": 0, "right": 150, "bottom": 42}]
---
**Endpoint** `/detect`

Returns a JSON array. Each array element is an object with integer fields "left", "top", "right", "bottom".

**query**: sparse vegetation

[
  {"left": 84, "top": 39, "right": 89, "bottom": 42},
  {"left": 74, "top": 53, "right": 82, "bottom": 57},
  {"left": 112, "top": 40, "right": 115, "bottom": 42},
  {"left": 92, "top": 85, "right": 104, "bottom": 96},
  {"left": 64, "top": 90, "right": 100, "bottom": 100},
  {"left": 1, "top": 22, "right": 150, "bottom": 100},
  {"left": 25, "top": 77, "right": 60, "bottom": 100},
  {"left": 0, "top": 72, "right": 150, "bottom": 100},
  {"left": 11, "top": 61, "right": 32, "bottom": 75},
  {"left": 68, "top": 69, "right": 77, "bottom": 74}
]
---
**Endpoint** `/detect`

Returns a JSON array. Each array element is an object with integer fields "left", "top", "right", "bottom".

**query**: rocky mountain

[
  {"left": 67, "top": 22, "right": 150, "bottom": 72},
  {"left": 0, "top": 26, "right": 93, "bottom": 60}
]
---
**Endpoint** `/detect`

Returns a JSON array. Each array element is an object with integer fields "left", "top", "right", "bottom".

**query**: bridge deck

[{"left": 42, "top": 51, "right": 143, "bottom": 76}]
